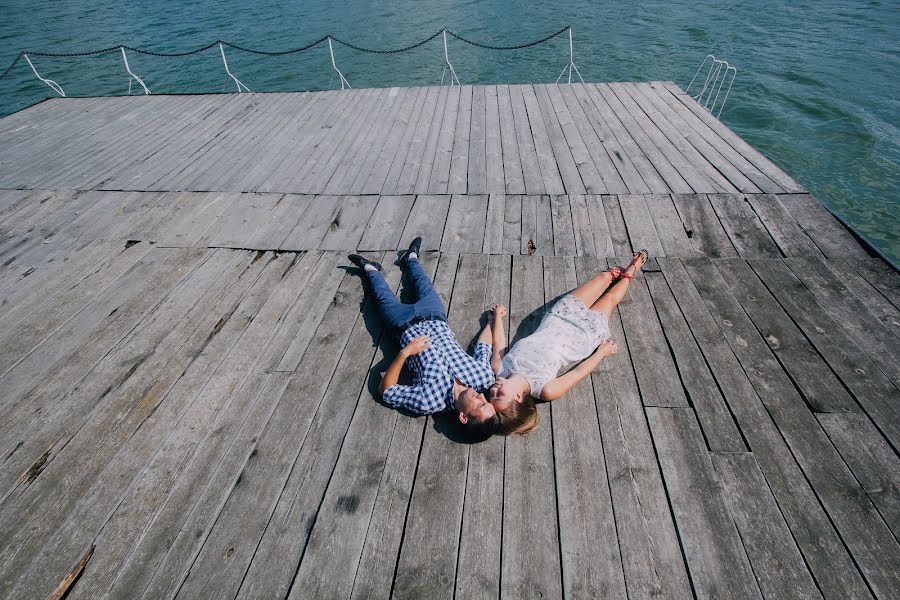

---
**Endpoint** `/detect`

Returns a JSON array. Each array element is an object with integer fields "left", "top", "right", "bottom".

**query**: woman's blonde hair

[{"left": 496, "top": 395, "right": 539, "bottom": 435}]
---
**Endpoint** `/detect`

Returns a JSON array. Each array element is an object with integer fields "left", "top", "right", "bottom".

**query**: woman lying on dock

[{"left": 488, "top": 250, "right": 648, "bottom": 434}]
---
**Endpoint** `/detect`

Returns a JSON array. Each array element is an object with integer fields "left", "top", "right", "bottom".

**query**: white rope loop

[
  {"left": 23, "top": 54, "right": 65, "bottom": 97},
  {"left": 121, "top": 47, "right": 150, "bottom": 95},
  {"left": 555, "top": 27, "right": 584, "bottom": 85},
  {"left": 219, "top": 43, "right": 251, "bottom": 93},
  {"left": 327, "top": 37, "right": 351, "bottom": 90}
]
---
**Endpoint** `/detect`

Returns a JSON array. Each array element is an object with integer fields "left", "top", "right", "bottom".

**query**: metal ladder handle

[
  {"left": 121, "top": 47, "right": 151, "bottom": 95},
  {"left": 327, "top": 37, "right": 351, "bottom": 89},
  {"left": 23, "top": 53, "right": 65, "bottom": 97},
  {"left": 219, "top": 43, "right": 251, "bottom": 93}
]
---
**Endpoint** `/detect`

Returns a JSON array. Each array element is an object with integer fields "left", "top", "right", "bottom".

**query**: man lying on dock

[{"left": 349, "top": 237, "right": 500, "bottom": 442}]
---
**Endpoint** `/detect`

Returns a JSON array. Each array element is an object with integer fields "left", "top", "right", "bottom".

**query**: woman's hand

[
  {"left": 402, "top": 335, "right": 431, "bottom": 357},
  {"left": 593, "top": 340, "right": 618, "bottom": 359},
  {"left": 490, "top": 304, "right": 508, "bottom": 318}
]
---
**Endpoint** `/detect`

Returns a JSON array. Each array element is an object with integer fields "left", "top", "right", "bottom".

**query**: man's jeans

[{"left": 366, "top": 258, "right": 447, "bottom": 332}]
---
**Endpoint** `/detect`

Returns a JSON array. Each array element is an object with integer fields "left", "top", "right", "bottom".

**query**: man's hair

[
  {"left": 462, "top": 413, "right": 501, "bottom": 443},
  {"left": 496, "top": 395, "right": 539, "bottom": 435}
]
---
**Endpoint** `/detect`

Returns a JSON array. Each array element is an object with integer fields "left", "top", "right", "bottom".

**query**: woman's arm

[
  {"left": 490, "top": 304, "right": 508, "bottom": 374},
  {"left": 379, "top": 335, "right": 429, "bottom": 396},
  {"left": 539, "top": 340, "right": 617, "bottom": 401}
]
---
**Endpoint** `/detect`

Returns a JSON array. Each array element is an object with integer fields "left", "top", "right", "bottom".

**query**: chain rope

[{"left": 0, "top": 27, "right": 571, "bottom": 83}]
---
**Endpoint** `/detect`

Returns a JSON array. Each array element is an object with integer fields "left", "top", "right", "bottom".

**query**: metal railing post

[
  {"left": 219, "top": 43, "right": 251, "bottom": 93},
  {"left": 440, "top": 30, "right": 460, "bottom": 85},
  {"left": 327, "top": 37, "right": 351, "bottom": 89},
  {"left": 555, "top": 27, "right": 584, "bottom": 84},
  {"left": 121, "top": 47, "right": 150, "bottom": 95},
  {"left": 23, "top": 53, "right": 65, "bottom": 97}
]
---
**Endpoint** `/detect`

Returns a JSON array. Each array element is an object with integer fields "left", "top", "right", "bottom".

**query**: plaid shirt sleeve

[
  {"left": 473, "top": 342, "right": 492, "bottom": 368},
  {"left": 382, "top": 359, "right": 450, "bottom": 415}
]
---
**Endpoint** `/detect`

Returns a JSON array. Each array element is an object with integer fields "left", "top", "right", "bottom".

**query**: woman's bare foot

[{"left": 622, "top": 250, "right": 648, "bottom": 279}]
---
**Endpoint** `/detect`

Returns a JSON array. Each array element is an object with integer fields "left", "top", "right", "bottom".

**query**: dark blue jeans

[{"left": 367, "top": 258, "right": 447, "bottom": 332}]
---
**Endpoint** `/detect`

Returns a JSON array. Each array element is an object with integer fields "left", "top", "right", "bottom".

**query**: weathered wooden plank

[
  {"left": 484, "top": 85, "right": 505, "bottom": 194},
  {"left": 683, "top": 257, "right": 900, "bottom": 599},
  {"left": 372, "top": 87, "right": 428, "bottom": 195},
  {"left": 616, "top": 82, "right": 741, "bottom": 193},
  {"left": 410, "top": 87, "right": 454, "bottom": 194},
  {"left": 447, "top": 85, "right": 473, "bottom": 194},
  {"left": 602, "top": 195, "right": 632, "bottom": 257},
  {"left": 592, "top": 84, "right": 692, "bottom": 193},
  {"left": 823, "top": 259, "right": 900, "bottom": 337},
  {"left": 396, "top": 86, "right": 443, "bottom": 195},
  {"left": 647, "top": 193, "right": 698, "bottom": 257},
  {"left": 662, "top": 82, "right": 805, "bottom": 193},
  {"left": 399, "top": 194, "right": 451, "bottom": 251},
  {"left": 658, "top": 257, "right": 874, "bottom": 600},
  {"left": 467, "top": 84, "right": 488, "bottom": 194},
  {"left": 541, "top": 84, "right": 604, "bottom": 193},
  {"left": 628, "top": 82, "right": 763, "bottom": 193},
  {"left": 502, "top": 194, "right": 522, "bottom": 255},
  {"left": 440, "top": 194, "right": 488, "bottom": 254},
  {"left": 848, "top": 258, "right": 900, "bottom": 309},
  {"left": 671, "top": 193, "right": 738, "bottom": 257},
  {"left": 139, "top": 268, "right": 365, "bottom": 600},
  {"left": 358, "top": 195, "right": 415, "bottom": 251},
  {"left": 818, "top": 413, "right": 900, "bottom": 539},
  {"left": 648, "top": 407, "right": 762, "bottom": 599},
  {"left": 520, "top": 194, "right": 553, "bottom": 256},
  {"left": 778, "top": 193, "right": 871, "bottom": 259},
  {"left": 555, "top": 85, "right": 630, "bottom": 193},
  {"left": 424, "top": 85, "right": 458, "bottom": 195},
  {"left": 644, "top": 271, "right": 745, "bottom": 450},
  {"left": 568, "top": 194, "right": 597, "bottom": 256},
  {"left": 547, "top": 256, "right": 627, "bottom": 598},
  {"left": 576, "top": 257, "right": 692, "bottom": 599},
  {"left": 508, "top": 84, "right": 545, "bottom": 195},
  {"left": 549, "top": 194, "right": 577, "bottom": 255},
  {"left": 235, "top": 257, "right": 403, "bottom": 600},
  {"left": 502, "top": 253, "right": 562, "bottom": 599},
  {"left": 198, "top": 192, "right": 282, "bottom": 248},
  {"left": 571, "top": 83, "right": 665, "bottom": 193},
  {"left": 523, "top": 84, "right": 572, "bottom": 194},
  {"left": 707, "top": 193, "right": 781, "bottom": 257},
  {"left": 743, "top": 194, "right": 825, "bottom": 257},
  {"left": 392, "top": 253, "right": 479, "bottom": 600},
  {"left": 53, "top": 251, "right": 319, "bottom": 600},
  {"left": 279, "top": 195, "right": 346, "bottom": 251},
  {"left": 248, "top": 194, "right": 307, "bottom": 249},
  {"left": 347, "top": 87, "right": 411, "bottom": 194},
  {"left": 496, "top": 84, "right": 526, "bottom": 194},
  {"left": 482, "top": 193, "right": 506, "bottom": 254},
  {"left": 711, "top": 452, "right": 823, "bottom": 600},
  {"left": 0, "top": 251, "right": 282, "bottom": 599},
  {"left": 716, "top": 258, "right": 861, "bottom": 413},
  {"left": 618, "top": 194, "right": 665, "bottom": 256},
  {"left": 318, "top": 195, "right": 379, "bottom": 250},
  {"left": 643, "top": 82, "right": 784, "bottom": 194},
  {"left": 785, "top": 256, "right": 900, "bottom": 387},
  {"left": 455, "top": 253, "right": 508, "bottom": 600},
  {"left": 616, "top": 270, "right": 688, "bottom": 407},
  {"left": 156, "top": 192, "right": 238, "bottom": 247}
]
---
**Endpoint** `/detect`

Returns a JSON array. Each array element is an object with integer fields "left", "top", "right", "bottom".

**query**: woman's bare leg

[
  {"left": 569, "top": 269, "right": 617, "bottom": 307},
  {"left": 591, "top": 251, "right": 647, "bottom": 319}
]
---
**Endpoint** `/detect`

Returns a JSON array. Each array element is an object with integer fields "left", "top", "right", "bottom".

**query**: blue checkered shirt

[{"left": 382, "top": 319, "right": 495, "bottom": 415}]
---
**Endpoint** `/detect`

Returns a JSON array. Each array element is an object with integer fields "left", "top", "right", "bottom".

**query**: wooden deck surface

[{"left": 0, "top": 83, "right": 897, "bottom": 599}]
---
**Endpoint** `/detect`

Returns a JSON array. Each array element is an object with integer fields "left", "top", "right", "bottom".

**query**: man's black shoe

[
  {"left": 348, "top": 254, "right": 383, "bottom": 271},
  {"left": 402, "top": 236, "right": 423, "bottom": 263}
]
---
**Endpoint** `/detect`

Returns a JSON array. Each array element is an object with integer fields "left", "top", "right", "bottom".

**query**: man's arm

[
  {"left": 379, "top": 335, "right": 429, "bottom": 397},
  {"left": 490, "top": 304, "right": 508, "bottom": 374},
  {"left": 539, "top": 340, "right": 617, "bottom": 401}
]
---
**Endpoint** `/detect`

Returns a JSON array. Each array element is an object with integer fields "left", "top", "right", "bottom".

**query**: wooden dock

[{"left": 0, "top": 82, "right": 897, "bottom": 599}]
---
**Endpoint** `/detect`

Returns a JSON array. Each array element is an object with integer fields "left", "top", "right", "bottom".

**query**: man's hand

[
  {"left": 490, "top": 304, "right": 508, "bottom": 318},
  {"left": 403, "top": 335, "right": 430, "bottom": 357}
]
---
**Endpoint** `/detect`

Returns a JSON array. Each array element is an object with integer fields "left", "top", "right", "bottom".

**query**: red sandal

[
  {"left": 607, "top": 266, "right": 625, "bottom": 280},
  {"left": 619, "top": 249, "right": 649, "bottom": 280}
]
